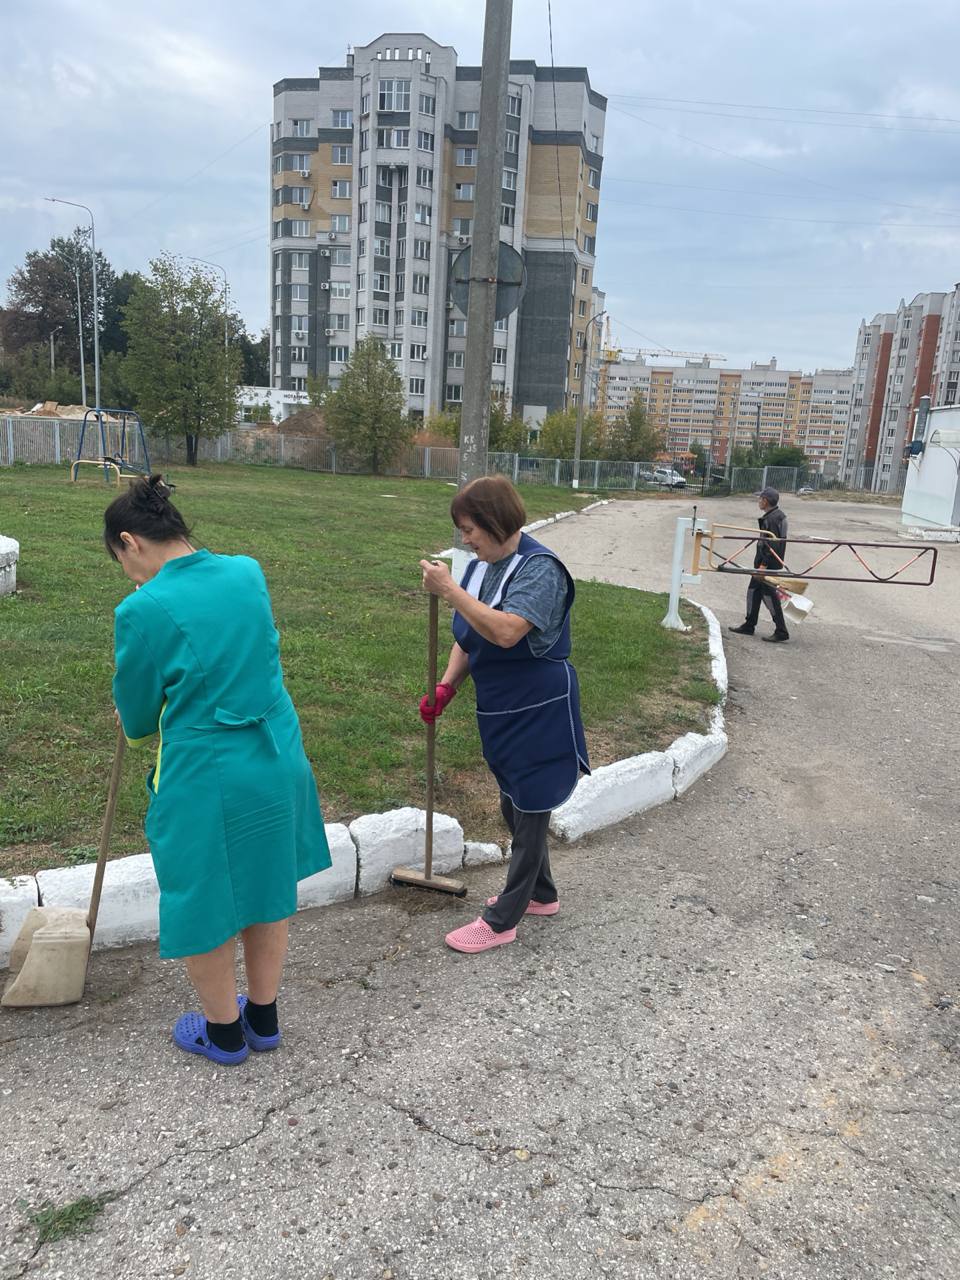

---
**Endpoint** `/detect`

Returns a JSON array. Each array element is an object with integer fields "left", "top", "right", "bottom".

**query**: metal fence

[{"left": 1, "top": 416, "right": 910, "bottom": 497}]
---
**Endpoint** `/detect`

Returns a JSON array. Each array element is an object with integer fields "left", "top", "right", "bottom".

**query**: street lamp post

[
  {"left": 75, "top": 263, "right": 87, "bottom": 407},
  {"left": 45, "top": 198, "right": 100, "bottom": 409},
  {"left": 48, "top": 326, "right": 62, "bottom": 375},
  {"left": 573, "top": 310, "right": 606, "bottom": 490}
]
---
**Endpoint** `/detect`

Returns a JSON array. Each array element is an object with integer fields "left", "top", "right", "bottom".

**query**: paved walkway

[{"left": 1, "top": 496, "right": 958, "bottom": 1280}]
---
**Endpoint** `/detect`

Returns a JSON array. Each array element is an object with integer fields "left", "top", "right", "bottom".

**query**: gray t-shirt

[{"left": 477, "top": 553, "right": 568, "bottom": 657}]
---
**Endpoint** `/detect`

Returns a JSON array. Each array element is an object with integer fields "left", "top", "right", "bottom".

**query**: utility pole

[
  {"left": 753, "top": 397, "right": 762, "bottom": 456},
  {"left": 48, "top": 327, "right": 62, "bottom": 375},
  {"left": 573, "top": 310, "right": 605, "bottom": 490},
  {"left": 46, "top": 198, "right": 100, "bottom": 409},
  {"left": 457, "top": 0, "right": 513, "bottom": 490},
  {"left": 75, "top": 263, "right": 87, "bottom": 407}
]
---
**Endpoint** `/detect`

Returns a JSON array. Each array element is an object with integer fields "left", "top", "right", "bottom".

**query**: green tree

[
  {"left": 421, "top": 409, "right": 461, "bottom": 443},
  {"left": 688, "top": 440, "right": 706, "bottom": 476},
  {"left": 603, "top": 395, "right": 665, "bottom": 462},
  {"left": 325, "top": 335, "right": 411, "bottom": 473},
  {"left": 234, "top": 324, "right": 270, "bottom": 386},
  {"left": 306, "top": 372, "right": 329, "bottom": 410},
  {"left": 760, "top": 443, "right": 807, "bottom": 468},
  {"left": 1, "top": 342, "right": 82, "bottom": 404},
  {"left": 488, "top": 399, "right": 529, "bottom": 452},
  {"left": 536, "top": 407, "right": 601, "bottom": 459},
  {"left": 123, "top": 255, "right": 240, "bottom": 465}
]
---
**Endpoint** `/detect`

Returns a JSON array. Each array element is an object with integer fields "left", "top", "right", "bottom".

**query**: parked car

[
  {"left": 653, "top": 467, "right": 687, "bottom": 489},
  {"left": 797, "top": 485, "right": 815, "bottom": 495}
]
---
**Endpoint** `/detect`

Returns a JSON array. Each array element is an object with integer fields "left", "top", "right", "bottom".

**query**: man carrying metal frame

[{"left": 728, "top": 486, "right": 791, "bottom": 643}]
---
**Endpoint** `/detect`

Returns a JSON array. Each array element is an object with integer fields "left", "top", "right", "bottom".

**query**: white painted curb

[
  {"left": 1, "top": 515, "right": 726, "bottom": 963},
  {"left": 0, "top": 534, "right": 19, "bottom": 598}
]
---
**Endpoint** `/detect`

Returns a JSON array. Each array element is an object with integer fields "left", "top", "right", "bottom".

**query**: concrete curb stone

[{"left": 0, "top": 876, "right": 40, "bottom": 968}]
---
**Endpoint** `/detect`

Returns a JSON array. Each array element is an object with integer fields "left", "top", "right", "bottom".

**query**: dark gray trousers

[
  {"left": 482, "top": 793, "right": 557, "bottom": 933},
  {"left": 745, "top": 575, "right": 788, "bottom": 632}
]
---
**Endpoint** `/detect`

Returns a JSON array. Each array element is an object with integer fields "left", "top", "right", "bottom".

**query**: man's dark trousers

[{"left": 745, "top": 574, "right": 788, "bottom": 632}]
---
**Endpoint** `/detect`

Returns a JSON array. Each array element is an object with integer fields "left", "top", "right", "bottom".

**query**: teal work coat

[{"left": 112, "top": 550, "right": 331, "bottom": 958}]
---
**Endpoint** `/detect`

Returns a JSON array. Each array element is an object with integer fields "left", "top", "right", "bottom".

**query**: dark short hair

[
  {"left": 450, "top": 475, "right": 526, "bottom": 543},
  {"left": 103, "top": 474, "right": 192, "bottom": 560}
]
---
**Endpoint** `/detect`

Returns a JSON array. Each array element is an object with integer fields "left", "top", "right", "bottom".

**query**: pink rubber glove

[{"left": 419, "top": 682, "right": 456, "bottom": 724}]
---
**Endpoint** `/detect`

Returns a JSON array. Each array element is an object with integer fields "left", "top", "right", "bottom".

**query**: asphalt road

[{"left": 1, "top": 495, "right": 957, "bottom": 1280}]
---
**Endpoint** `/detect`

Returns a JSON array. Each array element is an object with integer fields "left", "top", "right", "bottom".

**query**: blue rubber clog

[
  {"left": 237, "top": 995, "right": 282, "bottom": 1052},
  {"left": 172, "top": 1011, "right": 249, "bottom": 1065}
]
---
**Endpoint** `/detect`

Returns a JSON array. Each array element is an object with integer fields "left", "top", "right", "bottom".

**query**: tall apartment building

[
  {"left": 600, "top": 355, "right": 852, "bottom": 471},
  {"left": 271, "top": 35, "right": 605, "bottom": 421},
  {"left": 931, "top": 283, "right": 960, "bottom": 409},
  {"left": 841, "top": 293, "right": 947, "bottom": 491}
]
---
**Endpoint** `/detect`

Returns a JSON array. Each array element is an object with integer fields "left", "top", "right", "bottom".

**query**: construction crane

[{"left": 594, "top": 319, "right": 727, "bottom": 420}]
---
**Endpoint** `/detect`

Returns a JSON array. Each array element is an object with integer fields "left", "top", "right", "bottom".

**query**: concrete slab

[
  {"left": 36, "top": 855, "right": 159, "bottom": 951},
  {"left": 350, "top": 807, "right": 464, "bottom": 894},
  {"left": 0, "top": 875, "right": 39, "bottom": 968},
  {"left": 297, "top": 823, "right": 357, "bottom": 908}
]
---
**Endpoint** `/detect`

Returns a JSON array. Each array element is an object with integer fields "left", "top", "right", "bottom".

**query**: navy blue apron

[{"left": 452, "top": 533, "right": 590, "bottom": 813}]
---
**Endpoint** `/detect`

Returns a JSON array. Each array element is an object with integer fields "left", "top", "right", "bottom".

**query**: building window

[
  {"left": 273, "top": 156, "right": 283, "bottom": 174},
  {"left": 360, "top": 130, "right": 370, "bottom": 152},
  {"left": 330, "top": 345, "right": 349, "bottom": 363},
  {"left": 449, "top": 318, "right": 467, "bottom": 337},
  {"left": 502, "top": 169, "right": 517, "bottom": 191},
  {"left": 332, "top": 144, "right": 353, "bottom": 165},
  {"left": 359, "top": 165, "right": 369, "bottom": 188},
  {"left": 446, "top": 383, "right": 464, "bottom": 402},
  {"left": 291, "top": 315, "right": 309, "bottom": 333},
  {"left": 331, "top": 282, "right": 351, "bottom": 299},
  {"left": 494, "top": 317, "right": 508, "bottom": 331},
  {"left": 370, "top": 201, "right": 388, "bottom": 223},
  {"left": 453, "top": 218, "right": 472, "bottom": 236},
  {"left": 332, "top": 109, "right": 353, "bottom": 128},
  {"left": 389, "top": 340, "right": 403, "bottom": 358},
  {"left": 591, "top": 132, "right": 601, "bottom": 150},
  {"left": 330, "top": 313, "right": 349, "bottom": 331},
  {"left": 394, "top": 309, "right": 405, "bottom": 327},
  {"left": 333, "top": 248, "right": 351, "bottom": 266},
  {"left": 458, "top": 110, "right": 479, "bottom": 130},
  {"left": 580, "top": 267, "right": 589, "bottom": 284},
  {"left": 414, "top": 202, "right": 432, "bottom": 225},
  {"left": 411, "top": 308, "right": 428, "bottom": 326},
  {"left": 582, "top": 234, "right": 596, "bottom": 254},
  {"left": 289, "top": 153, "right": 310, "bottom": 172},
  {"left": 586, "top": 201, "right": 598, "bottom": 221},
  {"left": 396, "top": 237, "right": 406, "bottom": 260},
  {"left": 290, "top": 346, "right": 308, "bottom": 362},
  {"left": 331, "top": 214, "right": 350, "bottom": 232},
  {"left": 576, "top": 330, "right": 585, "bottom": 349},
  {"left": 448, "top": 350, "right": 464, "bottom": 368},
  {"left": 292, "top": 118, "right": 313, "bottom": 137},
  {"left": 395, "top": 271, "right": 406, "bottom": 293},
  {"left": 378, "top": 127, "right": 410, "bottom": 149},
  {"left": 369, "top": 306, "right": 387, "bottom": 326},
  {"left": 419, "top": 93, "right": 436, "bottom": 115},
  {"left": 291, "top": 283, "right": 309, "bottom": 301},
  {"left": 413, "top": 239, "right": 430, "bottom": 260},
  {"left": 504, "top": 130, "right": 519, "bottom": 154},
  {"left": 588, "top": 167, "right": 600, "bottom": 188},
  {"left": 357, "top": 271, "right": 367, "bottom": 290},
  {"left": 410, "top": 343, "right": 427, "bottom": 360},
  {"left": 409, "top": 377, "right": 426, "bottom": 395},
  {"left": 397, "top": 202, "right": 407, "bottom": 221},
  {"left": 332, "top": 180, "right": 352, "bottom": 199},
  {"left": 492, "top": 347, "right": 507, "bottom": 364},
  {"left": 455, "top": 182, "right": 475, "bottom": 201},
  {"left": 456, "top": 147, "right": 477, "bottom": 166},
  {"left": 578, "top": 299, "right": 587, "bottom": 317},
  {"left": 291, "top": 251, "right": 310, "bottom": 269},
  {"left": 416, "top": 165, "right": 433, "bottom": 187},
  {"left": 361, "top": 93, "right": 370, "bottom": 115},
  {"left": 500, "top": 205, "right": 515, "bottom": 227},
  {"left": 358, "top": 202, "right": 369, "bottom": 224},
  {"left": 373, "top": 236, "right": 391, "bottom": 257},
  {"left": 290, "top": 219, "right": 311, "bottom": 237},
  {"left": 412, "top": 273, "right": 429, "bottom": 294},
  {"left": 417, "top": 130, "right": 435, "bottom": 152},
  {"left": 507, "top": 93, "right": 522, "bottom": 116},
  {"left": 373, "top": 272, "right": 390, "bottom": 291},
  {"left": 378, "top": 78, "right": 411, "bottom": 111}
]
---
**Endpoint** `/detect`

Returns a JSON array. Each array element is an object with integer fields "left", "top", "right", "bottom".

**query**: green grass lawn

[{"left": 0, "top": 463, "right": 712, "bottom": 873}]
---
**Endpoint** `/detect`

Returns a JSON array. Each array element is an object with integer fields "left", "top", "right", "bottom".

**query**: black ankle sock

[
  {"left": 205, "top": 1017, "right": 245, "bottom": 1053},
  {"left": 244, "top": 999, "right": 279, "bottom": 1037}
]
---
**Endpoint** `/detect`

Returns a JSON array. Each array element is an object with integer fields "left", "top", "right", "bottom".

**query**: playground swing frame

[{"left": 70, "top": 408, "right": 151, "bottom": 485}]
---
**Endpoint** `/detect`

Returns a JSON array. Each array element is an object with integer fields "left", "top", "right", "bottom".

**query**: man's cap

[{"left": 755, "top": 486, "right": 780, "bottom": 505}]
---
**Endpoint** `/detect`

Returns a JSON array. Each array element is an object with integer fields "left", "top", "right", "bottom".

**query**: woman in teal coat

[{"left": 105, "top": 475, "right": 331, "bottom": 1065}]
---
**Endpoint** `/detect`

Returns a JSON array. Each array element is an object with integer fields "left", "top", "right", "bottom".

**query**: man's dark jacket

[{"left": 754, "top": 505, "right": 788, "bottom": 571}]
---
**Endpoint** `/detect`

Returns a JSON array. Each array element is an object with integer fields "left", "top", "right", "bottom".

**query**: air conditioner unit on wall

[
  {"left": 458, "top": 236, "right": 470, "bottom": 245},
  {"left": 319, "top": 282, "right": 330, "bottom": 290},
  {"left": 328, "top": 231, "right": 338, "bottom": 241},
  {"left": 319, "top": 248, "right": 331, "bottom": 257},
  {"left": 325, "top": 328, "right": 336, "bottom": 336},
  {"left": 300, "top": 170, "right": 310, "bottom": 179},
  {"left": 293, "top": 330, "right": 306, "bottom": 339}
]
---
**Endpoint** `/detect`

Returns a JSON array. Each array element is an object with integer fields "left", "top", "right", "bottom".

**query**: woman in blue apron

[{"left": 419, "top": 476, "right": 589, "bottom": 954}]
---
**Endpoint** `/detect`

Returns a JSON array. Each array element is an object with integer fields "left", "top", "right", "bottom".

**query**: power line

[
  {"left": 109, "top": 122, "right": 268, "bottom": 232},
  {"left": 608, "top": 103, "right": 951, "bottom": 216},
  {"left": 546, "top": 0, "right": 567, "bottom": 255},
  {"left": 602, "top": 195, "right": 960, "bottom": 230},
  {"left": 608, "top": 94, "right": 960, "bottom": 127},
  {"left": 609, "top": 97, "right": 960, "bottom": 136},
  {"left": 601, "top": 174, "right": 960, "bottom": 215},
  {"left": 196, "top": 231, "right": 269, "bottom": 258}
]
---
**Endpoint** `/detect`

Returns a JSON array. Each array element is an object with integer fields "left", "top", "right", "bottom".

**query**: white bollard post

[{"left": 661, "top": 515, "right": 707, "bottom": 631}]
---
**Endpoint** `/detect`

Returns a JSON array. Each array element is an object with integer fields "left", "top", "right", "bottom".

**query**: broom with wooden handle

[{"left": 390, "top": 594, "right": 466, "bottom": 896}]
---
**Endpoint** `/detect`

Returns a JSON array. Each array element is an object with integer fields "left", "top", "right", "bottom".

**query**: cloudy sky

[{"left": 3, "top": 0, "right": 959, "bottom": 373}]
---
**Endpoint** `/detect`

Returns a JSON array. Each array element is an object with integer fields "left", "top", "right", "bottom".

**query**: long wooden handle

[
  {"left": 87, "top": 725, "right": 126, "bottom": 940},
  {"left": 424, "top": 593, "right": 439, "bottom": 879}
]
